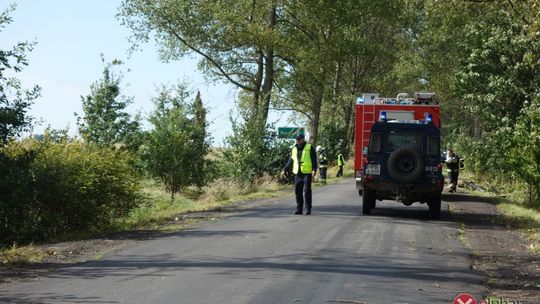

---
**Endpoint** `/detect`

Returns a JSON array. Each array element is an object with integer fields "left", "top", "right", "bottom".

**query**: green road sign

[{"left": 278, "top": 127, "right": 305, "bottom": 139}]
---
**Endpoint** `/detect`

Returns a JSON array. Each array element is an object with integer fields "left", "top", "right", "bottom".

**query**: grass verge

[
  {"left": 497, "top": 202, "right": 540, "bottom": 254},
  {"left": 458, "top": 171, "right": 540, "bottom": 255}
]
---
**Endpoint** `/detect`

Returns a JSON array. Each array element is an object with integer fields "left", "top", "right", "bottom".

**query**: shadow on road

[
  {"left": 0, "top": 293, "right": 118, "bottom": 304},
  {"left": 34, "top": 251, "right": 480, "bottom": 286}
]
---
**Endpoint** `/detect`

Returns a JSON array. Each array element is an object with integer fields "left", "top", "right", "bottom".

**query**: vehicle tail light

[
  {"left": 356, "top": 171, "right": 363, "bottom": 178},
  {"left": 365, "top": 175, "right": 374, "bottom": 181},
  {"left": 437, "top": 163, "right": 442, "bottom": 172}
]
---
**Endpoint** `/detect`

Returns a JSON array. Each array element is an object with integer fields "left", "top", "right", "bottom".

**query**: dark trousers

[
  {"left": 294, "top": 174, "right": 312, "bottom": 211},
  {"left": 319, "top": 167, "right": 327, "bottom": 183},
  {"left": 336, "top": 165, "right": 343, "bottom": 177},
  {"left": 450, "top": 171, "right": 459, "bottom": 189}
]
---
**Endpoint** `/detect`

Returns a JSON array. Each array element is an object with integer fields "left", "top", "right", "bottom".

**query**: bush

[
  {"left": 222, "top": 119, "right": 291, "bottom": 185},
  {"left": 32, "top": 140, "right": 144, "bottom": 238},
  {"left": 0, "top": 139, "right": 144, "bottom": 245},
  {"left": 0, "top": 142, "right": 38, "bottom": 245}
]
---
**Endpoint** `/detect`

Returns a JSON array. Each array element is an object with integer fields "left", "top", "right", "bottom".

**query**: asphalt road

[{"left": 0, "top": 179, "right": 485, "bottom": 304}]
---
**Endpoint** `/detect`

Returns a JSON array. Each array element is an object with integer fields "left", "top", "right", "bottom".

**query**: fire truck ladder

[{"left": 361, "top": 103, "right": 376, "bottom": 156}]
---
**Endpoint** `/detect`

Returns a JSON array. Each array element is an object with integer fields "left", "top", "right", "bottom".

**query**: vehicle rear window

[
  {"left": 385, "top": 131, "right": 423, "bottom": 152},
  {"left": 369, "top": 132, "right": 381, "bottom": 153},
  {"left": 427, "top": 136, "right": 439, "bottom": 156}
]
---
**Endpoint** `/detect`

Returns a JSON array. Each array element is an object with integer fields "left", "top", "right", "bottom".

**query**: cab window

[
  {"left": 427, "top": 136, "right": 439, "bottom": 156},
  {"left": 369, "top": 132, "right": 381, "bottom": 153},
  {"left": 386, "top": 131, "right": 423, "bottom": 152}
]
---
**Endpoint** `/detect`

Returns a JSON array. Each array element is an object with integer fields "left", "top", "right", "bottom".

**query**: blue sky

[{"left": 1, "top": 0, "right": 291, "bottom": 145}]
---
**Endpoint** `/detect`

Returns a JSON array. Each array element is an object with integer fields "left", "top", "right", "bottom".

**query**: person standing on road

[
  {"left": 446, "top": 148, "right": 460, "bottom": 193},
  {"left": 282, "top": 134, "right": 317, "bottom": 215},
  {"left": 316, "top": 145, "right": 328, "bottom": 184},
  {"left": 336, "top": 153, "right": 345, "bottom": 177}
]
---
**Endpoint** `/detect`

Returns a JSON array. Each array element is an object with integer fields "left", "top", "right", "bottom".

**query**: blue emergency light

[
  {"left": 379, "top": 111, "right": 387, "bottom": 122},
  {"left": 424, "top": 113, "right": 433, "bottom": 124}
]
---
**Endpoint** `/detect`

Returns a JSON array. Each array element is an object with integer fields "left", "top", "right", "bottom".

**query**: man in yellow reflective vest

[
  {"left": 336, "top": 153, "right": 345, "bottom": 177},
  {"left": 281, "top": 134, "right": 317, "bottom": 215}
]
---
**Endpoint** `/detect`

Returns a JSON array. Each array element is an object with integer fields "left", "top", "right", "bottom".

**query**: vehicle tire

[
  {"left": 387, "top": 148, "right": 424, "bottom": 183},
  {"left": 362, "top": 188, "right": 376, "bottom": 215},
  {"left": 428, "top": 195, "right": 441, "bottom": 219}
]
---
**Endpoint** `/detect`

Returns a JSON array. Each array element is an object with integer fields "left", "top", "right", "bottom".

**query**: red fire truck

[{"left": 354, "top": 92, "right": 440, "bottom": 192}]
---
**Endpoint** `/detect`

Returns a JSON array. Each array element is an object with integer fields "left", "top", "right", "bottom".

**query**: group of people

[
  {"left": 282, "top": 133, "right": 462, "bottom": 215},
  {"left": 280, "top": 134, "right": 346, "bottom": 215}
]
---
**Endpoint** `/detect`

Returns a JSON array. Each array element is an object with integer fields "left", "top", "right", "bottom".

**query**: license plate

[
  {"left": 425, "top": 166, "right": 438, "bottom": 172},
  {"left": 365, "top": 164, "right": 381, "bottom": 175}
]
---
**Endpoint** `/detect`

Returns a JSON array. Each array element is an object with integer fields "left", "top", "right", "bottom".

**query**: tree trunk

[
  {"left": 251, "top": 51, "right": 264, "bottom": 122},
  {"left": 259, "top": 4, "right": 276, "bottom": 127},
  {"left": 171, "top": 177, "right": 175, "bottom": 201},
  {"left": 332, "top": 62, "right": 342, "bottom": 106},
  {"left": 342, "top": 97, "right": 354, "bottom": 156},
  {"left": 310, "top": 87, "right": 324, "bottom": 145}
]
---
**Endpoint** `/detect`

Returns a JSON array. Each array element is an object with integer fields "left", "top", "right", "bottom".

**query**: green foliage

[
  {"left": 0, "top": 141, "right": 38, "bottom": 244},
  {"left": 0, "top": 138, "right": 144, "bottom": 245},
  {"left": 318, "top": 119, "right": 347, "bottom": 162},
  {"left": 510, "top": 98, "right": 540, "bottom": 204},
  {"left": 404, "top": 0, "right": 540, "bottom": 206},
  {"left": 32, "top": 139, "right": 144, "bottom": 239},
  {"left": 222, "top": 118, "right": 290, "bottom": 185},
  {"left": 119, "top": 0, "right": 279, "bottom": 128},
  {"left": 142, "top": 84, "right": 212, "bottom": 199},
  {"left": 0, "top": 3, "right": 41, "bottom": 146},
  {"left": 454, "top": 12, "right": 539, "bottom": 131},
  {"left": 76, "top": 58, "right": 141, "bottom": 148}
]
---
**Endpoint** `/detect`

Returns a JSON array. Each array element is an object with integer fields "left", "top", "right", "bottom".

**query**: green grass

[
  {"left": 497, "top": 203, "right": 540, "bottom": 254},
  {"left": 0, "top": 244, "right": 47, "bottom": 265},
  {"left": 459, "top": 172, "right": 540, "bottom": 254},
  {"left": 117, "top": 178, "right": 292, "bottom": 231},
  {"left": 460, "top": 171, "right": 540, "bottom": 254}
]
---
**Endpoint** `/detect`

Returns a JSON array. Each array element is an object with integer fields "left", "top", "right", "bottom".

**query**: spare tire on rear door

[{"left": 387, "top": 148, "right": 424, "bottom": 183}]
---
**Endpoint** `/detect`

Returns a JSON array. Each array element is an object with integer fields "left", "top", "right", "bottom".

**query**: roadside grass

[
  {"left": 457, "top": 171, "right": 540, "bottom": 254},
  {"left": 0, "top": 244, "right": 47, "bottom": 265},
  {"left": 117, "top": 177, "right": 292, "bottom": 230},
  {"left": 497, "top": 202, "right": 540, "bottom": 254}
]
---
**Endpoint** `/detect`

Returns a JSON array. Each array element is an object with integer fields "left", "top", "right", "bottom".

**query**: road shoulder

[{"left": 446, "top": 192, "right": 540, "bottom": 302}]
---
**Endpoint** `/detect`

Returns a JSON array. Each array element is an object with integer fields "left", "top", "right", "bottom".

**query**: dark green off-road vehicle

[{"left": 362, "top": 119, "right": 444, "bottom": 219}]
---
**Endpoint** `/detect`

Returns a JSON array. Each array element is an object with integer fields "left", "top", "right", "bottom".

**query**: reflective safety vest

[
  {"left": 337, "top": 154, "right": 345, "bottom": 166},
  {"left": 292, "top": 144, "right": 313, "bottom": 174}
]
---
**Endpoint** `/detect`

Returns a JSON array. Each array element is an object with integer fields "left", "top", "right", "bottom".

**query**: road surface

[{"left": 0, "top": 179, "right": 485, "bottom": 304}]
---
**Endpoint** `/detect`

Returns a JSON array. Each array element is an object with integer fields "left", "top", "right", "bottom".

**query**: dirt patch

[{"left": 447, "top": 191, "right": 540, "bottom": 302}]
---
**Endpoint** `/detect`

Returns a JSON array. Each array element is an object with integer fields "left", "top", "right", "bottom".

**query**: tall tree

[
  {"left": 275, "top": 0, "right": 401, "bottom": 146},
  {"left": 191, "top": 91, "right": 211, "bottom": 188},
  {"left": 118, "top": 0, "right": 279, "bottom": 129},
  {"left": 0, "top": 3, "right": 41, "bottom": 146},
  {"left": 143, "top": 84, "right": 212, "bottom": 199},
  {"left": 76, "top": 57, "right": 140, "bottom": 147}
]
